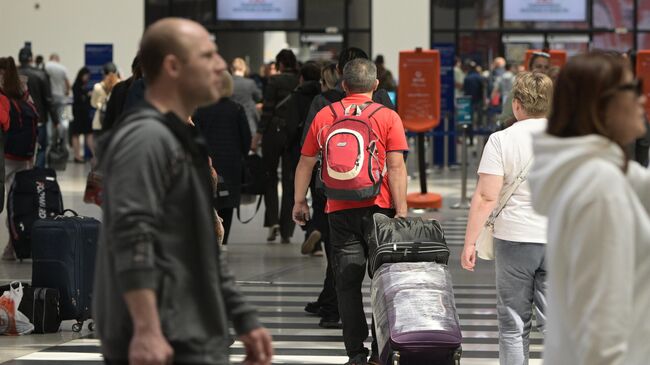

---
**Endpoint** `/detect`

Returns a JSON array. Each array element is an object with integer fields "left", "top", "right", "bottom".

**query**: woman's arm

[{"left": 461, "top": 173, "right": 503, "bottom": 271}]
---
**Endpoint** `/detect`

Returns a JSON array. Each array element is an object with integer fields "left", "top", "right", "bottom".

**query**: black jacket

[
  {"left": 18, "top": 65, "right": 56, "bottom": 124},
  {"left": 194, "top": 98, "right": 252, "bottom": 208},
  {"left": 286, "top": 80, "right": 321, "bottom": 145},
  {"left": 102, "top": 77, "right": 135, "bottom": 131},
  {"left": 258, "top": 70, "right": 299, "bottom": 134}
]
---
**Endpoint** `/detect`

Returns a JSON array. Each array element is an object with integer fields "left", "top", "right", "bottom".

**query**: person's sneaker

[
  {"left": 311, "top": 248, "right": 324, "bottom": 257},
  {"left": 301, "top": 230, "right": 321, "bottom": 254},
  {"left": 304, "top": 302, "right": 321, "bottom": 316},
  {"left": 319, "top": 315, "right": 343, "bottom": 329},
  {"left": 344, "top": 354, "right": 368, "bottom": 365},
  {"left": 280, "top": 236, "right": 291, "bottom": 244},
  {"left": 266, "top": 224, "right": 280, "bottom": 242},
  {"left": 2, "top": 243, "right": 16, "bottom": 261},
  {"left": 220, "top": 245, "right": 228, "bottom": 252},
  {"left": 367, "top": 354, "right": 380, "bottom": 365}
]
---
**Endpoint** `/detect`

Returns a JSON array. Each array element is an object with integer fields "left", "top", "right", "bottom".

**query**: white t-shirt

[
  {"left": 477, "top": 118, "right": 547, "bottom": 243},
  {"left": 45, "top": 61, "right": 68, "bottom": 97}
]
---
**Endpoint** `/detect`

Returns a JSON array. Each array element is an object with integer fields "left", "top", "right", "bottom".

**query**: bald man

[{"left": 93, "top": 18, "right": 272, "bottom": 365}]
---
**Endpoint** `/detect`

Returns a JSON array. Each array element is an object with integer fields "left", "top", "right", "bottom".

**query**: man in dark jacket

[
  {"left": 102, "top": 55, "right": 143, "bottom": 131},
  {"left": 252, "top": 49, "right": 300, "bottom": 243},
  {"left": 93, "top": 18, "right": 272, "bottom": 365},
  {"left": 18, "top": 47, "right": 56, "bottom": 168},
  {"left": 300, "top": 48, "right": 396, "bottom": 330}
]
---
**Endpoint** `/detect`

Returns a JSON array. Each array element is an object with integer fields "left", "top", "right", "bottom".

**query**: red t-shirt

[{"left": 302, "top": 94, "right": 409, "bottom": 213}]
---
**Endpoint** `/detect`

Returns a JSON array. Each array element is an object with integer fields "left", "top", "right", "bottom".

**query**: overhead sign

[
  {"left": 217, "top": 0, "right": 299, "bottom": 21},
  {"left": 84, "top": 44, "right": 113, "bottom": 86},
  {"left": 398, "top": 49, "right": 441, "bottom": 132},
  {"left": 504, "top": 0, "right": 587, "bottom": 22},
  {"left": 637, "top": 50, "right": 650, "bottom": 119}
]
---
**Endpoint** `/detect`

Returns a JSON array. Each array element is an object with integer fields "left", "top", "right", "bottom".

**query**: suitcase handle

[{"left": 59, "top": 209, "right": 79, "bottom": 217}]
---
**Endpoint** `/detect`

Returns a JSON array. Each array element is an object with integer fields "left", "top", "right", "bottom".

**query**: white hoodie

[{"left": 529, "top": 133, "right": 650, "bottom": 365}]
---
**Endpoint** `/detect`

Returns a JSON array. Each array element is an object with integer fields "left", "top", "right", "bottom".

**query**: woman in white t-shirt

[{"left": 461, "top": 72, "right": 553, "bottom": 365}]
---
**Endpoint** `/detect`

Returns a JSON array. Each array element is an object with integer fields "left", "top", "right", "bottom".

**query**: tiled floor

[{"left": 0, "top": 148, "right": 545, "bottom": 364}]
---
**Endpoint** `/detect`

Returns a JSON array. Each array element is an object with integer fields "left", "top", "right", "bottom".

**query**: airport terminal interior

[{"left": 1, "top": 0, "right": 650, "bottom": 364}]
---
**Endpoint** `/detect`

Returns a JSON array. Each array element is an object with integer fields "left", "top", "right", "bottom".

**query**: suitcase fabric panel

[
  {"left": 31, "top": 216, "right": 99, "bottom": 322},
  {"left": 371, "top": 262, "right": 462, "bottom": 364},
  {"left": 369, "top": 214, "right": 449, "bottom": 277}
]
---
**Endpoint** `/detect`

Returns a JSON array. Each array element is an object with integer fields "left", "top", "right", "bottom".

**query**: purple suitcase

[{"left": 371, "top": 262, "right": 462, "bottom": 365}]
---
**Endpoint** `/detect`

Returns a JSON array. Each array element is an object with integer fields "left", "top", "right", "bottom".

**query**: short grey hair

[{"left": 342, "top": 58, "right": 377, "bottom": 94}]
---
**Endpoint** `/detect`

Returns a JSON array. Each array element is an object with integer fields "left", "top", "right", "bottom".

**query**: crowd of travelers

[{"left": 1, "top": 16, "right": 649, "bottom": 365}]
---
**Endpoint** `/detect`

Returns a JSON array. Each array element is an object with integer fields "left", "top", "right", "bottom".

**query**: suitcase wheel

[
  {"left": 392, "top": 351, "right": 400, "bottom": 365},
  {"left": 88, "top": 322, "right": 95, "bottom": 331},
  {"left": 72, "top": 322, "right": 83, "bottom": 333}
]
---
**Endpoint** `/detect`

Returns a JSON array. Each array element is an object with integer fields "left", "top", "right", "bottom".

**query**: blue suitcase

[{"left": 31, "top": 210, "right": 99, "bottom": 332}]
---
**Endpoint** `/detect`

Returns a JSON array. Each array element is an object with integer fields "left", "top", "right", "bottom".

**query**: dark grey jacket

[
  {"left": 93, "top": 103, "right": 260, "bottom": 364},
  {"left": 232, "top": 75, "right": 262, "bottom": 134}
]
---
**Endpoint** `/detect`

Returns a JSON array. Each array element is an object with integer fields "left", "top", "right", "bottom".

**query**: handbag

[
  {"left": 83, "top": 169, "right": 103, "bottom": 206},
  {"left": 476, "top": 157, "right": 533, "bottom": 260}
]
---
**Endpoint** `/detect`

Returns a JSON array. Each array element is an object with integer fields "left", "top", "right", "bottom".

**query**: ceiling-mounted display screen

[
  {"left": 504, "top": 0, "right": 587, "bottom": 22},
  {"left": 217, "top": 0, "right": 299, "bottom": 21}
]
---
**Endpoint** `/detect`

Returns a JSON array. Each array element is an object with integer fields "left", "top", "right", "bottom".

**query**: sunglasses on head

[
  {"left": 616, "top": 79, "right": 644, "bottom": 97},
  {"left": 532, "top": 51, "right": 551, "bottom": 59}
]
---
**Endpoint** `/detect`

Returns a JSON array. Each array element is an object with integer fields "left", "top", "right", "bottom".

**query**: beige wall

[
  {"left": 372, "top": 0, "right": 430, "bottom": 81},
  {"left": 0, "top": 0, "right": 144, "bottom": 80}
]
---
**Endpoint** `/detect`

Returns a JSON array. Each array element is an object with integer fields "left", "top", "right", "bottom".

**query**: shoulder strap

[
  {"left": 486, "top": 157, "right": 534, "bottom": 225},
  {"left": 237, "top": 196, "right": 263, "bottom": 224},
  {"left": 327, "top": 101, "right": 345, "bottom": 119},
  {"left": 364, "top": 103, "right": 385, "bottom": 118}
]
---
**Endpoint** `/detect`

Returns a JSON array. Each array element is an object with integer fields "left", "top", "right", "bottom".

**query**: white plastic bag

[{"left": 0, "top": 282, "right": 34, "bottom": 335}]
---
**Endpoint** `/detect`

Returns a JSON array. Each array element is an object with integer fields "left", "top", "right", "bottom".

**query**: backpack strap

[
  {"left": 328, "top": 101, "right": 345, "bottom": 119},
  {"left": 365, "top": 103, "right": 386, "bottom": 119}
]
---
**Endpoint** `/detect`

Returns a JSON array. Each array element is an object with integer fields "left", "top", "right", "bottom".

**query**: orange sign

[
  {"left": 524, "top": 50, "right": 567, "bottom": 70},
  {"left": 637, "top": 50, "right": 650, "bottom": 119},
  {"left": 398, "top": 49, "right": 441, "bottom": 132}
]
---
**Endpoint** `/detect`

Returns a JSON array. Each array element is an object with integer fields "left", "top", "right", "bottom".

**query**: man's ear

[
  {"left": 373, "top": 79, "right": 379, "bottom": 91},
  {"left": 341, "top": 80, "right": 348, "bottom": 93},
  {"left": 162, "top": 54, "right": 182, "bottom": 79}
]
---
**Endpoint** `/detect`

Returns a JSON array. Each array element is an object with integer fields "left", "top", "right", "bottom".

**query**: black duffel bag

[
  {"left": 241, "top": 153, "right": 269, "bottom": 196},
  {"left": 369, "top": 213, "right": 450, "bottom": 278}
]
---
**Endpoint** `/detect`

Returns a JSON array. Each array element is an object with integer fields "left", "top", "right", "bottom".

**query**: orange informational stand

[
  {"left": 398, "top": 49, "right": 443, "bottom": 209},
  {"left": 524, "top": 49, "right": 567, "bottom": 70},
  {"left": 398, "top": 49, "right": 441, "bottom": 132},
  {"left": 637, "top": 50, "right": 650, "bottom": 119}
]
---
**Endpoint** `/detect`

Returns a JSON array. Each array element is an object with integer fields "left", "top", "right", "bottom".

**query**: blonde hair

[
  {"left": 220, "top": 71, "right": 234, "bottom": 98},
  {"left": 321, "top": 63, "right": 339, "bottom": 91},
  {"left": 512, "top": 71, "right": 553, "bottom": 117},
  {"left": 231, "top": 57, "right": 248, "bottom": 75}
]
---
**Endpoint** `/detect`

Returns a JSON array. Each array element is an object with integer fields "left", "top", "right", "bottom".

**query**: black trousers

[
  {"left": 262, "top": 127, "right": 296, "bottom": 239},
  {"left": 309, "top": 174, "right": 337, "bottom": 316},
  {"left": 329, "top": 206, "right": 395, "bottom": 358},
  {"left": 218, "top": 207, "right": 234, "bottom": 245}
]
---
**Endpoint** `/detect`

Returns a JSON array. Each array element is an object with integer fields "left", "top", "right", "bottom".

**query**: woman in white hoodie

[
  {"left": 462, "top": 72, "right": 553, "bottom": 365},
  {"left": 528, "top": 52, "right": 650, "bottom": 365}
]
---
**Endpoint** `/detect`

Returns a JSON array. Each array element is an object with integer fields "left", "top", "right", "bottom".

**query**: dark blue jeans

[{"left": 329, "top": 206, "right": 394, "bottom": 358}]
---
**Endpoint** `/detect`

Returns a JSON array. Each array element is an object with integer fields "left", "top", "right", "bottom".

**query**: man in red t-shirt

[{"left": 293, "top": 58, "right": 408, "bottom": 365}]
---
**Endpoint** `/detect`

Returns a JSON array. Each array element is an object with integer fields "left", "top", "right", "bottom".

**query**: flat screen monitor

[
  {"left": 217, "top": 0, "right": 299, "bottom": 21},
  {"left": 504, "top": 0, "right": 587, "bottom": 22}
]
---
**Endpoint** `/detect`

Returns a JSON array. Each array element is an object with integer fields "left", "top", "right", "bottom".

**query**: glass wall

[
  {"left": 432, "top": 0, "right": 649, "bottom": 69},
  {"left": 145, "top": 0, "right": 372, "bottom": 67}
]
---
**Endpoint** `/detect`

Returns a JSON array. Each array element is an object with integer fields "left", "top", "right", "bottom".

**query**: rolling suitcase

[
  {"left": 369, "top": 213, "right": 449, "bottom": 277},
  {"left": 371, "top": 262, "right": 462, "bottom": 365},
  {"left": 31, "top": 210, "right": 99, "bottom": 332},
  {"left": 8, "top": 168, "right": 64, "bottom": 260}
]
